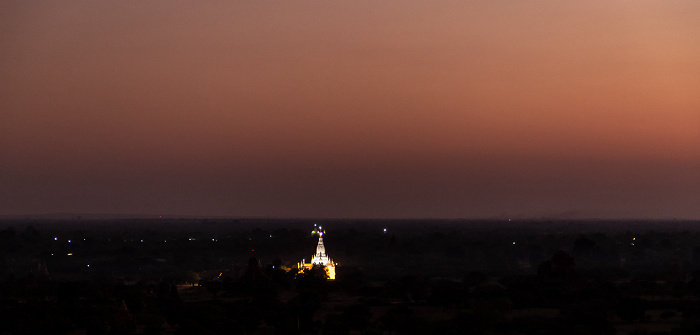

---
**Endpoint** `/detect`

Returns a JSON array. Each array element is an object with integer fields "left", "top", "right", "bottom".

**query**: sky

[{"left": 1, "top": 1, "right": 699, "bottom": 219}]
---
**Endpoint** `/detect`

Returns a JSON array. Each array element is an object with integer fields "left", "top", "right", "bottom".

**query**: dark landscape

[
  {"left": 3, "top": 1, "right": 698, "bottom": 334},
  {"left": 3, "top": 218, "right": 700, "bottom": 334}
]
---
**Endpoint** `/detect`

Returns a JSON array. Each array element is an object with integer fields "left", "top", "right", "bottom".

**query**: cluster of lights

[
  {"left": 311, "top": 224, "right": 327, "bottom": 235},
  {"left": 54, "top": 237, "right": 87, "bottom": 243}
]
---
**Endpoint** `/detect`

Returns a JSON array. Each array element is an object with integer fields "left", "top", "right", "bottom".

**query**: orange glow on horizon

[{"left": 0, "top": 1, "right": 698, "bottom": 219}]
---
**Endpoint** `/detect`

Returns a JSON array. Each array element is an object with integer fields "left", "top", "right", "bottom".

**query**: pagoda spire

[{"left": 315, "top": 232, "right": 326, "bottom": 258}]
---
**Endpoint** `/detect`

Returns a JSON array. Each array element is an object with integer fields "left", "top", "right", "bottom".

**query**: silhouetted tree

[
  {"left": 295, "top": 265, "right": 328, "bottom": 292},
  {"left": 290, "top": 289, "right": 321, "bottom": 332},
  {"left": 538, "top": 251, "right": 576, "bottom": 279},
  {"left": 616, "top": 296, "right": 646, "bottom": 322}
]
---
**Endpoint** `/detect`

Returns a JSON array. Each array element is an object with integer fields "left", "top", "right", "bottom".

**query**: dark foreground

[{"left": 2, "top": 218, "right": 700, "bottom": 334}]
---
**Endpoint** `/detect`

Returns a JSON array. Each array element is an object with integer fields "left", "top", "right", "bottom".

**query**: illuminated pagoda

[{"left": 298, "top": 226, "right": 336, "bottom": 280}]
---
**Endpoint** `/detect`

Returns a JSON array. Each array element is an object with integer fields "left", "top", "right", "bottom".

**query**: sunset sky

[{"left": 1, "top": 1, "right": 698, "bottom": 219}]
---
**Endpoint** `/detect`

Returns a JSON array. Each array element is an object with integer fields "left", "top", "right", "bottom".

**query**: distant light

[
  {"left": 87, "top": 264, "right": 90, "bottom": 267},
  {"left": 83, "top": 238, "right": 86, "bottom": 241},
  {"left": 269, "top": 235, "right": 272, "bottom": 238},
  {"left": 140, "top": 240, "right": 143, "bottom": 243},
  {"left": 251, "top": 249, "right": 254, "bottom": 251},
  {"left": 314, "top": 224, "right": 317, "bottom": 226},
  {"left": 212, "top": 238, "right": 215, "bottom": 241},
  {"left": 512, "top": 242, "right": 516, "bottom": 245},
  {"left": 383, "top": 228, "right": 387, "bottom": 232},
  {"left": 54, "top": 237, "right": 58, "bottom": 241},
  {"left": 67, "top": 253, "right": 73, "bottom": 256},
  {"left": 51, "top": 253, "right": 54, "bottom": 256},
  {"left": 68, "top": 240, "right": 71, "bottom": 243},
  {"left": 633, "top": 237, "right": 636, "bottom": 241}
]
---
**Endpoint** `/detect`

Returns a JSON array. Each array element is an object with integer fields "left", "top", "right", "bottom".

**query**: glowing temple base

[{"left": 297, "top": 261, "right": 336, "bottom": 280}]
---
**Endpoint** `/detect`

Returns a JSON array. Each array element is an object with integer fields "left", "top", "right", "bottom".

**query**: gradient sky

[{"left": 1, "top": 1, "right": 699, "bottom": 219}]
